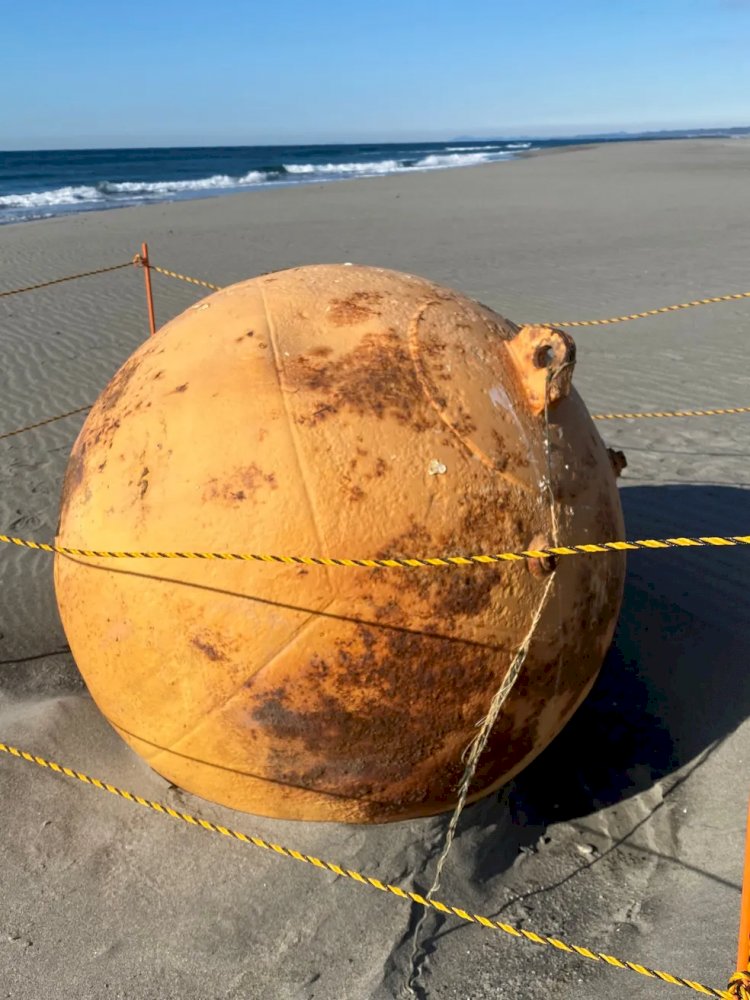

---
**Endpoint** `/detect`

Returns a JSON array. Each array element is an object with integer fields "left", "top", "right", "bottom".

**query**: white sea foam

[
  {"left": 0, "top": 173, "right": 271, "bottom": 212},
  {"left": 413, "top": 151, "right": 508, "bottom": 168},
  {"left": 0, "top": 185, "right": 104, "bottom": 208},
  {"left": 284, "top": 160, "right": 403, "bottom": 175},
  {"left": 0, "top": 148, "right": 517, "bottom": 223},
  {"left": 506, "top": 142, "right": 532, "bottom": 149},
  {"left": 283, "top": 151, "right": 509, "bottom": 178},
  {"left": 232, "top": 169, "right": 269, "bottom": 185},
  {"left": 99, "top": 171, "right": 268, "bottom": 195}
]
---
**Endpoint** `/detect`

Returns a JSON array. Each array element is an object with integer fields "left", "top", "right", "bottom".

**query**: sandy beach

[{"left": 2, "top": 138, "right": 750, "bottom": 999}]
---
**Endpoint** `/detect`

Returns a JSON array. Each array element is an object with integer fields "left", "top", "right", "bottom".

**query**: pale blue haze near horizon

[{"left": 4, "top": 0, "right": 750, "bottom": 149}]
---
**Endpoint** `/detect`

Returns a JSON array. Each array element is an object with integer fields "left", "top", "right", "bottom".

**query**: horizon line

[{"left": 2, "top": 124, "right": 749, "bottom": 154}]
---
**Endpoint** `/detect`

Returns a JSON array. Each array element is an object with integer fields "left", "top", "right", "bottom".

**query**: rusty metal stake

[
  {"left": 140, "top": 241, "right": 156, "bottom": 337},
  {"left": 737, "top": 798, "right": 750, "bottom": 976}
]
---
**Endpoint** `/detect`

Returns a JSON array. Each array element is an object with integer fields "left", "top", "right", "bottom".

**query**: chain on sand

[{"left": 0, "top": 740, "right": 739, "bottom": 999}]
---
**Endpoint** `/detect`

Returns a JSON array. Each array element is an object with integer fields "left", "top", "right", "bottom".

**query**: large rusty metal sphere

[{"left": 54, "top": 264, "right": 625, "bottom": 823}]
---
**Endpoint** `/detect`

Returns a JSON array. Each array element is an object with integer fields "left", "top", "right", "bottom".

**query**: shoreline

[
  {"left": 0, "top": 141, "right": 580, "bottom": 231},
  {"left": 1, "top": 136, "right": 733, "bottom": 231}
]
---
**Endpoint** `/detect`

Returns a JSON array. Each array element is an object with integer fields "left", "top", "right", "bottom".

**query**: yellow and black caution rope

[
  {"left": 0, "top": 740, "right": 735, "bottom": 999},
  {"left": 591, "top": 406, "right": 750, "bottom": 421},
  {"left": 0, "top": 402, "right": 747, "bottom": 445},
  {"left": 1, "top": 531, "right": 749, "bottom": 569},
  {"left": 145, "top": 261, "right": 750, "bottom": 332},
  {"left": 0, "top": 405, "right": 92, "bottom": 442},
  {"left": 0, "top": 260, "right": 136, "bottom": 299},
  {"left": 728, "top": 972, "right": 750, "bottom": 999},
  {"left": 148, "top": 263, "right": 222, "bottom": 292},
  {"left": 545, "top": 289, "right": 750, "bottom": 328},
  {"left": 2, "top": 253, "right": 749, "bottom": 333}
]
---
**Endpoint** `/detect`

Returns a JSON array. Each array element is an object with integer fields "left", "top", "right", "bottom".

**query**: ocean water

[
  {"left": 0, "top": 141, "right": 541, "bottom": 224},
  {"left": 0, "top": 133, "right": 741, "bottom": 225}
]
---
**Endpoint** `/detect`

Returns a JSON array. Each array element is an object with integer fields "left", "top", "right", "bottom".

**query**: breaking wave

[
  {"left": 412, "top": 151, "right": 509, "bottom": 168},
  {"left": 0, "top": 173, "right": 272, "bottom": 211},
  {"left": 98, "top": 171, "right": 269, "bottom": 194},
  {"left": 284, "top": 159, "right": 403, "bottom": 175},
  {"left": 283, "top": 150, "right": 511, "bottom": 177},
  {"left": 0, "top": 145, "right": 527, "bottom": 223},
  {"left": 0, "top": 185, "right": 104, "bottom": 208}
]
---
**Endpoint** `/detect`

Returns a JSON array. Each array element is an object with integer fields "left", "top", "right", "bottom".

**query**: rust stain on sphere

[{"left": 54, "top": 264, "right": 625, "bottom": 824}]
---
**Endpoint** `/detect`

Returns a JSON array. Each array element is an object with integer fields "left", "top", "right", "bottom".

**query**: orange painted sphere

[{"left": 54, "top": 265, "right": 625, "bottom": 823}]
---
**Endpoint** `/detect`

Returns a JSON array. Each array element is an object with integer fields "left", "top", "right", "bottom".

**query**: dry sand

[{"left": 1, "top": 138, "right": 750, "bottom": 999}]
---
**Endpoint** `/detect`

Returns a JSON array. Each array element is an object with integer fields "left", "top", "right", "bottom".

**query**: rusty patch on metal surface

[
  {"left": 99, "top": 356, "right": 141, "bottom": 413},
  {"left": 191, "top": 637, "right": 227, "bottom": 662},
  {"left": 250, "top": 621, "right": 500, "bottom": 806},
  {"left": 137, "top": 466, "right": 149, "bottom": 501},
  {"left": 327, "top": 291, "right": 383, "bottom": 326},
  {"left": 203, "top": 464, "right": 278, "bottom": 504},
  {"left": 375, "top": 486, "right": 526, "bottom": 626},
  {"left": 286, "top": 331, "right": 436, "bottom": 430},
  {"left": 241, "top": 465, "right": 277, "bottom": 490},
  {"left": 59, "top": 439, "right": 88, "bottom": 523},
  {"left": 491, "top": 429, "right": 531, "bottom": 472}
]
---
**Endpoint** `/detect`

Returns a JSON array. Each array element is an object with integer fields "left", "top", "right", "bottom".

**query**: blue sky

[{"left": 4, "top": 0, "right": 750, "bottom": 148}]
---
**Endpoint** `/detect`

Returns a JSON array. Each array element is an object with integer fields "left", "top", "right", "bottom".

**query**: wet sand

[{"left": 1, "top": 138, "right": 750, "bottom": 999}]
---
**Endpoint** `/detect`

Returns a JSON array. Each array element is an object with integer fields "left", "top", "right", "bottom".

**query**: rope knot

[{"left": 728, "top": 971, "right": 750, "bottom": 998}]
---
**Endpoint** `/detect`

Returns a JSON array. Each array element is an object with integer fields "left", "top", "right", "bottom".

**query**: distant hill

[{"left": 453, "top": 126, "right": 750, "bottom": 142}]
